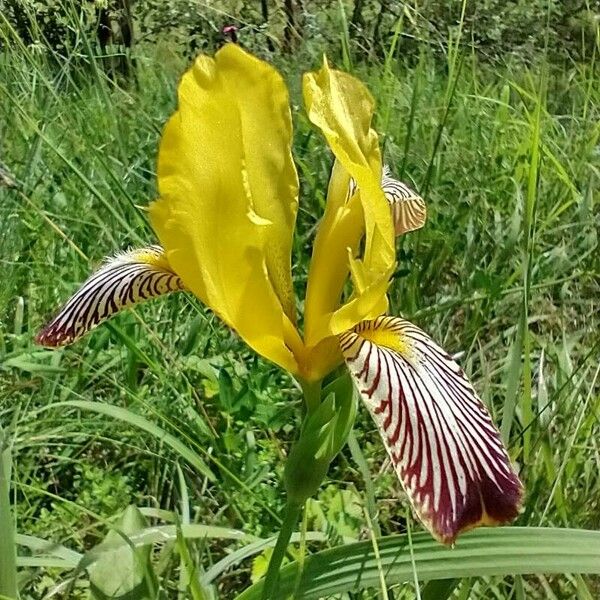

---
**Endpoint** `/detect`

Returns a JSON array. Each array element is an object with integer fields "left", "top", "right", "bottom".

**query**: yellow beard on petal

[{"left": 352, "top": 318, "right": 410, "bottom": 357}]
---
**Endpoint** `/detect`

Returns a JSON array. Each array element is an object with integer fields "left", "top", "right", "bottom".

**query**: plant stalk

[
  {"left": 261, "top": 500, "right": 302, "bottom": 600},
  {"left": 300, "top": 379, "right": 321, "bottom": 415}
]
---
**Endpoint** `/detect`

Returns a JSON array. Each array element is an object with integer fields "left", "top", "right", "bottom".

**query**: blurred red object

[{"left": 222, "top": 25, "right": 238, "bottom": 43}]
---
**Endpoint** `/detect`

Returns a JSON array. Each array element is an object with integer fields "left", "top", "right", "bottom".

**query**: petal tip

[
  {"left": 435, "top": 472, "right": 524, "bottom": 545},
  {"left": 35, "top": 322, "right": 72, "bottom": 348}
]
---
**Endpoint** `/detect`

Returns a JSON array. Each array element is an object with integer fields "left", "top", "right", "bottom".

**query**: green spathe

[{"left": 284, "top": 374, "right": 357, "bottom": 506}]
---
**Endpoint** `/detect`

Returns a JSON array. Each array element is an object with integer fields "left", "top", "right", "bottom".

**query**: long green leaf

[
  {"left": 202, "top": 532, "right": 327, "bottom": 586},
  {"left": 0, "top": 427, "right": 18, "bottom": 599},
  {"left": 16, "top": 557, "right": 76, "bottom": 569},
  {"left": 120, "top": 523, "right": 258, "bottom": 549},
  {"left": 43, "top": 401, "right": 215, "bottom": 481},
  {"left": 236, "top": 528, "right": 600, "bottom": 600},
  {"left": 16, "top": 533, "right": 82, "bottom": 565}
]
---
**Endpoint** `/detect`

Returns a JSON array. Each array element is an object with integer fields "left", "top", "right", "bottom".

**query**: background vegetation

[{"left": 1, "top": 0, "right": 599, "bottom": 597}]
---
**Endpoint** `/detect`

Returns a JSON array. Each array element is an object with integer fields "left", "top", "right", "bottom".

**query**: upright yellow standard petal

[
  {"left": 150, "top": 44, "right": 302, "bottom": 374},
  {"left": 302, "top": 59, "right": 395, "bottom": 366}
]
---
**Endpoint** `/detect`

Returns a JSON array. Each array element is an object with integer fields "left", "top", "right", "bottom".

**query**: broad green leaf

[
  {"left": 127, "top": 523, "right": 258, "bottom": 546},
  {"left": 88, "top": 506, "right": 156, "bottom": 600},
  {"left": 16, "top": 557, "right": 77, "bottom": 569},
  {"left": 77, "top": 523, "right": 259, "bottom": 578},
  {"left": 1, "top": 352, "right": 66, "bottom": 374},
  {"left": 421, "top": 578, "right": 459, "bottom": 600},
  {"left": 236, "top": 528, "right": 600, "bottom": 600}
]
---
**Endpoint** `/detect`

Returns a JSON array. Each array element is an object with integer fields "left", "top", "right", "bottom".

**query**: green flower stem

[
  {"left": 261, "top": 500, "right": 302, "bottom": 600},
  {"left": 300, "top": 379, "right": 322, "bottom": 415}
]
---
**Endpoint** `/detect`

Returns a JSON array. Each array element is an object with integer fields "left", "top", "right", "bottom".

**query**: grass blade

[
  {"left": 41, "top": 401, "right": 215, "bottom": 481},
  {"left": 0, "top": 427, "right": 18, "bottom": 599}
]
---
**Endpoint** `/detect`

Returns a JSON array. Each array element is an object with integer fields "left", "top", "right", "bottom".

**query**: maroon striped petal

[
  {"left": 36, "top": 246, "right": 184, "bottom": 347},
  {"left": 340, "top": 315, "right": 523, "bottom": 544},
  {"left": 381, "top": 167, "right": 426, "bottom": 236},
  {"left": 348, "top": 166, "right": 426, "bottom": 236}
]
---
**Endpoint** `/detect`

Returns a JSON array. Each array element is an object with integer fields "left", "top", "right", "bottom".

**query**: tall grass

[{"left": 1, "top": 8, "right": 599, "bottom": 598}]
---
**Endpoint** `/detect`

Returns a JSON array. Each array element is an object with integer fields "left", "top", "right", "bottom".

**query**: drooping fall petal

[
  {"left": 340, "top": 315, "right": 523, "bottom": 544},
  {"left": 350, "top": 167, "right": 427, "bottom": 236},
  {"left": 36, "top": 246, "right": 183, "bottom": 347},
  {"left": 302, "top": 59, "right": 395, "bottom": 363},
  {"left": 150, "top": 43, "right": 302, "bottom": 375},
  {"left": 381, "top": 167, "right": 427, "bottom": 236}
]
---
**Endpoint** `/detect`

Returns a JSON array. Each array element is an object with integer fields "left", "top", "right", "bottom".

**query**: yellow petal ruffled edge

[{"left": 150, "top": 44, "right": 302, "bottom": 375}]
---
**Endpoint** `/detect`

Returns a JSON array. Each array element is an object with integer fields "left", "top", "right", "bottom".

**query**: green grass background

[{"left": 0, "top": 5, "right": 599, "bottom": 598}]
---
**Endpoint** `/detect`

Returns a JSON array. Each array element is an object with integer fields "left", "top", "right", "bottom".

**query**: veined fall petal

[
  {"left": 340, "top": 315, "right": 523, "bottom": 544},
  {"left": 303, "top": 60, "right": 395, "bottom": 352},
  {"left": 381, "top": 167, "right": 427, "bottom": 236},
  {"left": 36, "top": 246, "right": 184, "bottom": 347},
  {"left": 350, "top": 166, "right": 427, "bottom": 236},
  {"left": 150, "top": 43, "right": 302, "bottom": 375}
]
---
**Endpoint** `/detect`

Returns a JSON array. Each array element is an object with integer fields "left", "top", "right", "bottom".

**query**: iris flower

[{"left": 37, "top": 44, "right": 522, "bottom": 544}]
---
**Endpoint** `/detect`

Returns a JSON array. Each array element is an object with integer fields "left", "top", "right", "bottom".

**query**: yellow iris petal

[
  {"left": 302, "top": 58, "right": 395, "bottom": 362},
  {"left": 150, "top": 44, "right": 302, "bottom": 374}
]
